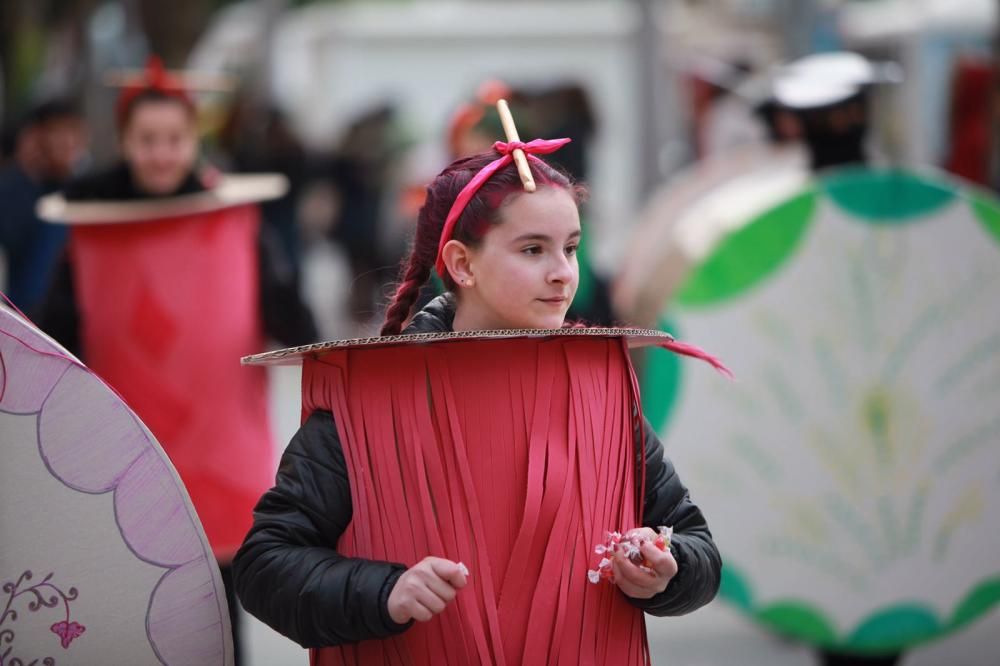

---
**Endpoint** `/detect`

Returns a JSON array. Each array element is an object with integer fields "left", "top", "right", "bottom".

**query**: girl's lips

[{"left": 538, "top": 296, "right": 568, "bottom": 304}]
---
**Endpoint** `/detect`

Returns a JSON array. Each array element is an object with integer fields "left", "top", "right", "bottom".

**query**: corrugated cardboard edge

[{"left": 242, "top": 327, "right": 674, "bottom": 366}]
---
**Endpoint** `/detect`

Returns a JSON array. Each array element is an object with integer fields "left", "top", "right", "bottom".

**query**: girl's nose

[{"left": 548, "top": 253, "right": 576, "bottom": 284}]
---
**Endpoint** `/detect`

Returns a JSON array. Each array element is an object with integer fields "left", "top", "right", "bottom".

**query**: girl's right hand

[{"left": 387, "top": 557, "right": 468, "bottom": 624}]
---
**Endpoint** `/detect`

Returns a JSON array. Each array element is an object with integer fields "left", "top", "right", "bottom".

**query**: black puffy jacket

[{"left": 233, "top": 295, "right": 721, "bottom": 648}]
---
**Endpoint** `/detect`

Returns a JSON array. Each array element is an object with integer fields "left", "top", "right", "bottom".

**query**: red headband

[
  {"left": 434, "top": 138, "right": 571, "bottom": 279},
  {"left": 115, "top": 56, "right": 195, "bottom": 128}
]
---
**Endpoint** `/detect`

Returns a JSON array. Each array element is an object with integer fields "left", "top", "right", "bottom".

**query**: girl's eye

[
  {"left": 565, "top": 244, "right": 579, "bottom": 256},
  {"left": 522, "top": 246, "right": 542, "bottom": 256}
]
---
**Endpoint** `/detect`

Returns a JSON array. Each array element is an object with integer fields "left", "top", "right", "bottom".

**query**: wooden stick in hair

[{"left": 496, "top": 99, "right": 536, "bottom": 192}]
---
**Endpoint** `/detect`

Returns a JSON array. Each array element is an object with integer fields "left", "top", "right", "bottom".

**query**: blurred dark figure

[
  {"left": 327, "top": 104, "right": 400, "bottom": 323},
  {"left": 794, "top": 89, "right": 870, "bottom": 171},
  {"left": 774, "top": 51, "right": 902, "bottom": 171},
  {"left": 1, "top": 125, "right": 19, "bottom": 166},
  {"left": 772, "top": 52, "right": 898, "bottom": 173},
  {"left": 523, "top": 84, "right": 596, "bottom": 185},
  {"left": 0, "top": 99, "right": 87, "bottom": 313},
  {"left": 221, "top": 102, "right": 309, "bottom": 280}
]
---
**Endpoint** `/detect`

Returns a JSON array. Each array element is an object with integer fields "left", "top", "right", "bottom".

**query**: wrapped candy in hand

[{"left": 587, "top": 526, "right": 673, "bottom": 584}]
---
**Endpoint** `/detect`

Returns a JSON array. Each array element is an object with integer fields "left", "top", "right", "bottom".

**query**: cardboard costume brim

[
  {"left": 37, "top": 173, "right": 288, "bottom": 224},
  {"left": 242, "top": 327, "right": 675, "bottom": 366}
]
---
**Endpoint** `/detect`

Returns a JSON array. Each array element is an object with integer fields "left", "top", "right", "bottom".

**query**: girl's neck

[
  {"left": 451, "top": 298, "right": 497, "bottom": 332},
  {"left": 450, "top": 292, "right": 519, "bottom": 332}
]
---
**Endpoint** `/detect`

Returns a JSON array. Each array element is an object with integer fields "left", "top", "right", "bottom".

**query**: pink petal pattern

[{"left": 50, "top": 620, "right": 85, "bottom": 648}]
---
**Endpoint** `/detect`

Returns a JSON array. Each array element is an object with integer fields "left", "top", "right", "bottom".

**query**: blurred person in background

[
  {"left": 219, "top": 97, "right": 310, "bottom": 283},
  {"left": 325, "top": 103, "right": 404, "bottom": 327},
  {"left": 790, "top": 87, "right": 870, "bottom": 171},
  {"left": 36, "top": 56, "right": 317, "bottom": 666},
  {"left": 0, "top": 99, "right": 87, "bottom": 313},
  {"left": 771, "top": 52, "right": 896, "bottom": 173}
]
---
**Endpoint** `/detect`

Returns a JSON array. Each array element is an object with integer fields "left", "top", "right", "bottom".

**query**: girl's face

[
  {"left": 120, "top": 100, "right": 198, "bottom": 196},
  {"left": 452, "top": 187, "right": 581, "bottom": 330}
]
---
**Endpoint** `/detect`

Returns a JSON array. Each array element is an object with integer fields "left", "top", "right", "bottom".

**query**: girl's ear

[{"left": 441, "top": 239, "right": 476, "bottom": 287}]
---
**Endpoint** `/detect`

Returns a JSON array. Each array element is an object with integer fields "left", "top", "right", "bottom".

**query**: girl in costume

[
  {"left": 434, "top": 82, "right": 615, "bottom": 327},
  {"left": 234, "top": 110, "right": 722, "bottom": 664},
  {"left": 35, "top": 56, "right": 316, "bottom": 666}
]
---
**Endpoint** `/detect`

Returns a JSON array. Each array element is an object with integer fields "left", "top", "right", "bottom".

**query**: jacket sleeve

[
  {"left": 232, "top": 410, "right": 412, "bottom": 648},
  {"left": 626, "top": 417, "right": 722, "bottom": 616}
]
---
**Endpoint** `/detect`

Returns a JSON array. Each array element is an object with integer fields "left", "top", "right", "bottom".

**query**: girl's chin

[
  {"left": 518, "top": 316, "right": 567, "bottom": 330},
  {"left": 486, "top": 305, "right": 568, "bottom": 331}
]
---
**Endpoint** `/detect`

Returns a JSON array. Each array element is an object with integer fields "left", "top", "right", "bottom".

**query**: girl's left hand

[{"left": 611, "top": 527, "right": 678, "bottom": 599}]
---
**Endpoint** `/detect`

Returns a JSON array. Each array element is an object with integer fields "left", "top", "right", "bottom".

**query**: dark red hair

[
  {"left": 380, "top": 150, "right": 586, "bottom": 336},
  {"left": 116, "top": 56, "right": 196, "bottom": 129}
]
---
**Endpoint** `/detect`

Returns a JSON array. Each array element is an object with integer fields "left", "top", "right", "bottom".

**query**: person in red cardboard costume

[
  {"left": 234, "top": 101, "right": 726, "bottom": 665},
  {"left": 36, "top": 56, "right": 316, "bottom": 665}
]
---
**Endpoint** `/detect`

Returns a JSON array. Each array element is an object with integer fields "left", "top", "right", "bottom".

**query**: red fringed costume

[
  {"left": 302, "top": 335, "right": 648, "bottom": 665},
  {"left": 68, "top": 207, "right": 271, "bottom": 559}
]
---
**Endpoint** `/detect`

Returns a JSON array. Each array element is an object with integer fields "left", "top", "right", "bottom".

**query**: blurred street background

[{"left": 3, "top": 1, "right": 999, "bottom": 664}]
